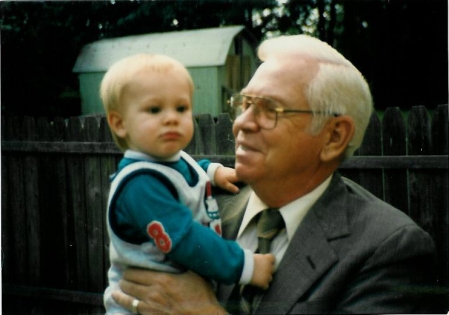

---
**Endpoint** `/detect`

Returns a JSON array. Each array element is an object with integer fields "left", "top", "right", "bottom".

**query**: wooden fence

[{"left": 2, "top": 104, "right": 448, "bottom": 314}]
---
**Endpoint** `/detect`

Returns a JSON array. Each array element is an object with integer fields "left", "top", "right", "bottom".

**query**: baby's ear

[{"left": 107, "top": 111, "right": 127, "bottom": 138}]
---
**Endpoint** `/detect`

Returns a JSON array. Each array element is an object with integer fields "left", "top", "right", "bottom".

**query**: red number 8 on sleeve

[{"left": 147, "top": 221, "right": 172, "bottom": 253}]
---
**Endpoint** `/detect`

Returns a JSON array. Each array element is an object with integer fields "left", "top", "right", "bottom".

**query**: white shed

[{"left": 73, "top": 25, "right": 258, "bottom": 116}]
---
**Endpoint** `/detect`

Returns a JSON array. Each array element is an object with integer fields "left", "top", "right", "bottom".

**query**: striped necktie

[{"left": 239, "top": 208, "right": 285, "bottom": 314}]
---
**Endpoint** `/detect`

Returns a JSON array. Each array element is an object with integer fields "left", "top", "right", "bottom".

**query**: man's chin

[{"left": 235, "top": 164, "right": 258, "bottom": 184}]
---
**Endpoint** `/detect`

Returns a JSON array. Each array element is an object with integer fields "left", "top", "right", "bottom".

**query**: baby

[{"left": 100, "top": 54, "right": 275, "bottom": 314}]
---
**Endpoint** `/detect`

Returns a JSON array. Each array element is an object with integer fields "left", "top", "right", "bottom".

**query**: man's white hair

[{"left": 258, "top": 35, "right": 373, "bottom": 158}]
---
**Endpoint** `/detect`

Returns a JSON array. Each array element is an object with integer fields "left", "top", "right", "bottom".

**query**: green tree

[
  {"left": 1, "top": 0, "right": 447, "bottom": 117},
  {"left": 1, "top": 0, "right": 280, "bottom": 117}
]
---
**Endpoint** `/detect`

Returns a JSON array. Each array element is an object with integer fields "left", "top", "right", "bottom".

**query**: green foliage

[
  {"left": 0, "top": 0, "right": 447, "bottom": 117},
  {"left": 0, "top": 0, "right": 279, "bottom": 117}
]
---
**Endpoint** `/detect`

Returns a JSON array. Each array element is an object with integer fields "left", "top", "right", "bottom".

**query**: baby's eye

[
  {"left": 148, "top": 106, "right": 161, "bottom": 114},
  {"left": 176, "top": 105, "right": 189, "bottom": 113}
]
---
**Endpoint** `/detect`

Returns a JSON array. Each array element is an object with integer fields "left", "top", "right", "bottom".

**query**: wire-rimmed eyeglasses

[{"left": 228, "top": 93, "right": 340, "bottom": 130}]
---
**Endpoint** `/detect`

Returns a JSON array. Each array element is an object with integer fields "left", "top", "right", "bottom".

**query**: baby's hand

[
  {"left": 250, "top": 253, "right": 275, "bottom": 290},
  {"left": 214, "top": 166, "right": 239, "bottom": 194}
]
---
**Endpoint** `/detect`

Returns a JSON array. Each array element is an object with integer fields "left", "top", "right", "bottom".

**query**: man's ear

[
  {"left": 107, "top": 111, "right": 127, "bottom": 138},
  {"left": 320, "top": 116, "right": 355, "bottom": 162}
]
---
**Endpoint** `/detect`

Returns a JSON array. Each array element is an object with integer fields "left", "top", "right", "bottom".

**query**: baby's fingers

[{"left": 224, "top": 181, "right": 239, "bottom": 194}]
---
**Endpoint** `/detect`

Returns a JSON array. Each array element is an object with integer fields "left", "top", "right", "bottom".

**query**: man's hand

[{"left": 112, "top": 269, "right": 228, "bottom": 315}]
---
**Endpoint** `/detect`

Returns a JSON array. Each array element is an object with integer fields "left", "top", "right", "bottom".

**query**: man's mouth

[{"left": 236, "top": 142, "right": 257, "bottom": 153}]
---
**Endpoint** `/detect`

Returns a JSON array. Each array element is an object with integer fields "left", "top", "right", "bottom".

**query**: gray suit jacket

[{"left": 216, "top": 173, "right": 440, "bottom": 314}]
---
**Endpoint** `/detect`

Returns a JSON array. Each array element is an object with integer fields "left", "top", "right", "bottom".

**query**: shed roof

[{"left": 73, "top": 25, "right": 246, "bottom": 73}]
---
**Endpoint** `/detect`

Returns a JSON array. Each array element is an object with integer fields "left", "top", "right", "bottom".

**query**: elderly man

[{"left": 112, "top": 35, "right": 439, "bottom": 314}]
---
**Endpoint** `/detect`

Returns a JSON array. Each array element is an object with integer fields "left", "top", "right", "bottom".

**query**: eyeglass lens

[{"left": 233, "top": 95, "right": 277, "bottom": 129}]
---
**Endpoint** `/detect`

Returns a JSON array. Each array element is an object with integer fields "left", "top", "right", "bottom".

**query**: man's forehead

[
  {"left": 243, "top": 56, "right": 317, "bottom": 107},
  {"left": 250, "top": 57, "right": 319, "bottom": 90},
  {"left": 263, "top": 56, "right": 318, "bottom": 74}
]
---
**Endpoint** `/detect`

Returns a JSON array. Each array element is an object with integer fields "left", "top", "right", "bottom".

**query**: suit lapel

[
  {"left": 216, "top": 186, "right": 251, "bottom": 303},
  {"left": 255, "top": 174, "right": 351, "bottom": 314},
  {"left": 216, "top": 175, "right": 351, "bottom": 314},
  {"left": 218, "top": 185, "right": 251, "bottom": 240}
]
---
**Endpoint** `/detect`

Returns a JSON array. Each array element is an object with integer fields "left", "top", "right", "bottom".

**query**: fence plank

[
  {"left": 8, "top": 117, "right": 30, "bottom": 284},
  {"left": 215, "top": 113, "right": 235, "bottom": 156},
  {"left": 36, "top": 117, "right": 73, "bottom": 304},
  {"left": 66, "top": 117, "right": 89, "bottom": 294},
  {"left": 36, "top": 117, "right": 54, "bottom": 291},
  {"left": 84, "top": 116, "right": 106, "bottom": 314},
  {"left": 3, "top": 284, "right": 103, "bottom": 305},
  {"left": 353, "top": 112, "right": 383, "bottom": 199},
  {"left": 1, "top": 115, "right": 4, "bottom": 141},
  {"left": 53, "top": 117, "right": 77, "bottom": 294},
  {"left": 2, "top": 116, "right": 25, "bottom": 286},
  {"left": 51, "top": 116, "right": 67, "bottom": 141},
  {"left": 1, "top": 115, "right": 12, "bottom": 284},
  {"left": 196, "top": 114, "right": 216, "bottom": 155},
  {"left": 185, "top": 116, "right": 204, "bottom": 155},
  {"left": 99, "top": 117, "right": 117, "bottom": 291},
  {"left": 84, "top": 117, "right": 105, "bottom": 296},
  {"left": 407, "top": 106, "right": 436, "bottom": 236},
  {"left": 431, "top": 104, "right": 449, "bottom": 155},
  {"left": 66, "top": 117, "right": 92, "bottom": 315},
  {"left": 431, "top": 105, "right": 449, "bottom": 288},
  {"left": 2, "top": 141, "right": 120, "bottom": 154},
  {"left": 3, "top": 115, "right": 22, "bottom": 141},
  {"left": 23, "top": 117, "right": 41, "bottom": 288},
  {"left": 382, "top": 107, "right": 409, "bottom": 214}
]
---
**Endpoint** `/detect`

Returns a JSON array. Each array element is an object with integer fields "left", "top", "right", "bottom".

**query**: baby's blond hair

[{"left": 100, "top": 54, "right": 194, "bottom": 151}]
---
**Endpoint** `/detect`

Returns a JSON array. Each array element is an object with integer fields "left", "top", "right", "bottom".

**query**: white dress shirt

[{"left": 236, "top": 175, "right": 333, "bottom": 269}]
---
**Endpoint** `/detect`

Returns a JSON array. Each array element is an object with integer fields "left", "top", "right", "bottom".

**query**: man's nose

[{"left": 233, "top": 105, "right": 258, "bottom": 132}]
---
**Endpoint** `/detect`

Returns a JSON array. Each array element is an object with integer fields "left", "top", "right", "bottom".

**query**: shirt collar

[
  {"left": 124, "top": 150, "right": 181, "bottom": 162},
  {"left": 237, "top": 175, "right": 333, "bottom": 241}
]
